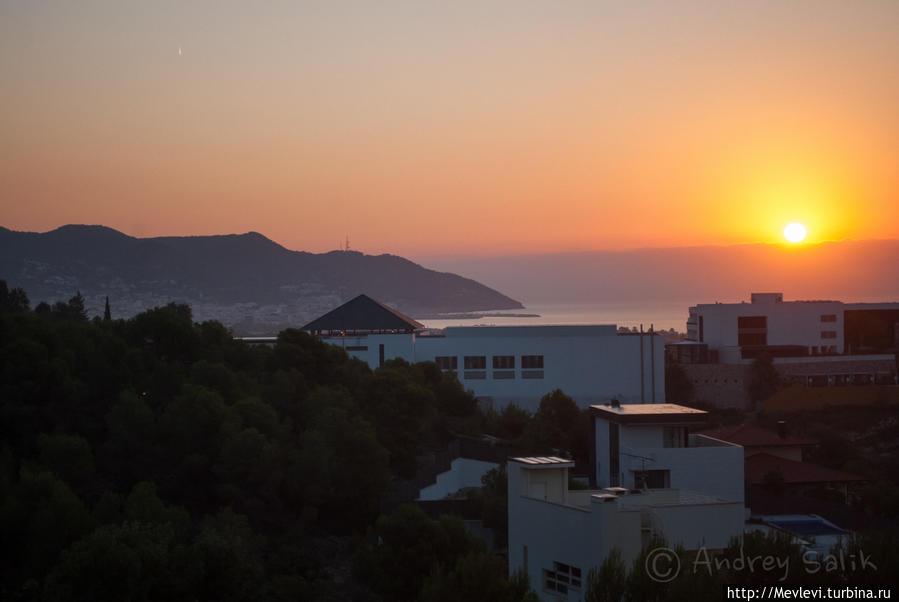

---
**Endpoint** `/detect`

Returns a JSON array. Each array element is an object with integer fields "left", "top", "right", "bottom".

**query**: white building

[
  {"left": 507, "top": 403, "right": 744, "bottom": 601},
  {"left": 591, "top": 403, "right": 744, "bottom": 503},
  {"left": 304, "top": 295, "right": 665, "bottom": 411},
  {"left": 685, "top": 292, "right": 899, "bottom": 364}
]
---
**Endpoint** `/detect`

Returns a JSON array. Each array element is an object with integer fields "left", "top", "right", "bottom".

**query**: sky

[{"left": 2, "top": 0, "right": 899, "bottom": 258}]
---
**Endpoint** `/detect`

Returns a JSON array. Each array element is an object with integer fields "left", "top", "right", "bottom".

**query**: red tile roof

[
  {"left": 698, "top": 424, "right": 816, "bottom": 448},
  {"left": 744, "top": 453, "right": 866, "bottom": 485}
]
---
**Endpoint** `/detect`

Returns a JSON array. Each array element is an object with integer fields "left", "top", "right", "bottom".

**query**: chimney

[{"left": 777, "top": 420, "right": 788, "bottom": 439}]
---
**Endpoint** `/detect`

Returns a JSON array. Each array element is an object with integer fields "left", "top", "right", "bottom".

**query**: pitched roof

[
  {"left": 698, "top": 424, "right": 816, "bottom": 448},
  {"left": 302, "top": 294, "right": 423, "bottom": 332},
  {"left": 744, "top": 453, "right": 866, "bottom": 485}
]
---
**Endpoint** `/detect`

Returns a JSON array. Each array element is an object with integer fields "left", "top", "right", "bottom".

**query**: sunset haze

[{"left": 3, "top": 0, "right": 898, "bottom": 256}]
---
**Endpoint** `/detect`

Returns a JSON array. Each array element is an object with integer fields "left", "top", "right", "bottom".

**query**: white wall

[
  {"left": 417, "top": 458, "right": 499, "bottom": 501},
  {"left": 509, "top": 463, "right": 745, "bottom": 602},
  {"left": 324, "top": 325, "right": 666, "bottom": 411},
  {"left": 622, "top": 445, "right": 745, "bottom": 504},
  {"left": 688, "top": 297, "right": 847, "bottom": 362},
  {"left": 651, "top": 501, "right": 744, "bottom": 549},
  {"left": 620, "top": 424, "right": 664, "bottom": 449},
  {"left": 594, "top": 417, "right": 745, "bottom": 504}
]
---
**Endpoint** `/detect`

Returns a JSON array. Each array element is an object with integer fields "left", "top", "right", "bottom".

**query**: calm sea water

[{"left": 418, "top": 301, "right": 690, "bottom": 332}]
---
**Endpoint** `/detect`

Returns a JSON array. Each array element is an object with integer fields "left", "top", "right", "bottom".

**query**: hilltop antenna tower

[{"left": 345, "top": 235, "right": 350, "bottom": 252}]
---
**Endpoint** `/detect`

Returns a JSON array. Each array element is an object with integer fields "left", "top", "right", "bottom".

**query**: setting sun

[{"left": 783, "top": 222, "right": 808, "bottom": 243}]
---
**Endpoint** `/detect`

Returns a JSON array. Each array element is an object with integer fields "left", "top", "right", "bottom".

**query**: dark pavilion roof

[{"left": 302, "top": 294, "right": 423, "bottom": 333}]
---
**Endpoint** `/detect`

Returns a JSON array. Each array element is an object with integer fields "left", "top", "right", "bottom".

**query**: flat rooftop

[
  {"left": 437, "top": 324, "right": 619, "bottom": 338},
  {"left": 590, "top": 403, "right": 708, "bottom": 425},
  {"left": 510, "top": 456, "right": 574, "bottom": 468}
]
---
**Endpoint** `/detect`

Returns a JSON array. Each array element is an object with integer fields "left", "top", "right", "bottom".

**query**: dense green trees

[
  {"left": 2, "top": 283, "right": 536, "bottom": 599},
  {"left": 355, "top": 504, "right": 537, "bottom": 602},
  {"left": 483, "top": 389, "right": 592, "bottom": 466}
]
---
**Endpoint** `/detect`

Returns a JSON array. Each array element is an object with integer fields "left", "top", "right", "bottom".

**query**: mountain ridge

[{"left": 0, "top": 225, "right": 523, "bottom": 330}]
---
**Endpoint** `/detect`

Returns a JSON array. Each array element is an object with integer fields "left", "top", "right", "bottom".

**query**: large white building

[
  {"left": 684, "top": 292, "right": 899, "bottom": 364},
  {"left": 508, "top": 403, "right": 744, "bottom": 601},
  {"left": 304, "top": 295, "right": 665, "bottom": 411}
]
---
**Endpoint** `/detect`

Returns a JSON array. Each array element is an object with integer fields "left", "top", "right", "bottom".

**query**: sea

[{"left": 417, "top": 300, "right": 691, "bottom": 333}]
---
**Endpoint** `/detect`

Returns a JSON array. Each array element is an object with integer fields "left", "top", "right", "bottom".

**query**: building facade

[
  {"left": 508, "top": 454, "right": 744, "bottom": 600},
  {"left": 305, "top": 296, "right": 666, "bottom": 411},
  {"left": 684, "top": 292, "right": 899, "bottom": 364},
  {"left": 590, "top": 403, "right": 744, "bottom": 503}
]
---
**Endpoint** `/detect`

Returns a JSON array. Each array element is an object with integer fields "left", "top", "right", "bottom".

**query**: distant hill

[
  {"left": 0, "top": 225, "right": 523, "bottom": 331},
  {"left": 421, "top": 239, "right": 899, "bottom": 307}
]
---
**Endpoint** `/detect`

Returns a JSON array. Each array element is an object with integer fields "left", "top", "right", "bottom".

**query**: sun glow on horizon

[{"left": 783, "top": 222, "right": 808, "bottom": 243}]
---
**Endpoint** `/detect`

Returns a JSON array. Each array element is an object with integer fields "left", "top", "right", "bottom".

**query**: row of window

[
  {"left": 821, "top": 330, "right": 837, "bottom": 339},
  {"left": 435, "top": 355, "right": 544, "bottom": 371}
]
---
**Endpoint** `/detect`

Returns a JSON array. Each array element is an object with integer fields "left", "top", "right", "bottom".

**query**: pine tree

[
  {"left": 68, "top": 291, "right": 88, "bottom": 321},
  {"left": 104, "top": 296, "right": 111, "bottom": 321}
]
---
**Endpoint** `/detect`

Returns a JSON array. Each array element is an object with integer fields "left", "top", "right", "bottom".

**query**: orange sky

[{"left": 2, "top": 1, "right": 898, "bottom": 257}]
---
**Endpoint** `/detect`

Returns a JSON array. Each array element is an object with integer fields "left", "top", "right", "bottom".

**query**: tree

[
  {"left": 665, "top": 361, "right": 694, "bottom": 403},
  {"left": 505, "top": 403, "right": 533, "bottom": 439},
  {"left": 43, "top": 523, "right": 185, "bottom": 602},
  {"left": 354, "top": 505, "right": 482, "bottom": 601},
  {"left": 37, "top": 432, "right": 95, "bottom": 490},
  {"left": 420, "top": 551, "right": 539, "bottom": 602},
  {"left": 103, "top": 296, "right": 111, "bottom": 321},
  {"left": 0, "top": 280, "right": 30, "bottom": 312},
  {"left": 0, "top": 469, "right": 95, "bottom": 587},
  {"left": 480, "top": 463, "right": 508, "bottom": 548},
  {"left": 358, "top": 366, "right": 436, "bottom": 478},
  {"left": 585, "top": 548, "right": 626, "bottom": 602},
  {"left": 747, "top": 352, "right": 780, "bottom": 404},
  {"left": 67, "top": 291, "right": 88, "bottom": 321}
]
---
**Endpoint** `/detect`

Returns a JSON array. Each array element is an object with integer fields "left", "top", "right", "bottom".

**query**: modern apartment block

[
  {"left": 303, "top": 295, "right": 665, "bottom": 411},
  {"left": 670, "top": 293, "right": 899, "bottom": 407},
  {"left": 682, "top": 292, "right": 899, "bottom": 363},
  {"left": 508, "top": 403, "right": 744, "bottom": 601}
]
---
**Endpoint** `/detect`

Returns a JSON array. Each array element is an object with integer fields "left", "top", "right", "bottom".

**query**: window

[
  {"left": 463, "top": 356, "right": 487, "bottom": 379},
  {"left": 521, "top": 355, "right": 544, "bottom": 379},
  {"left": 821, "top": 314, "right": 837, "bottom": 323},
  {"left": 464, "top": 356, "right": 486, "bottom": 370},
  {"left": 435, "top": 356, "right": 457, "bottom": 370},
  {"left": 493, "top": 355, "right": 515, "bottom": 369},
  {"left": 821, "top": 331, "right": 837, "bottom": 339},
  {"left": 738, "top": 315, "right": 767, "bottom": 346},
  {"left": 521, "top": 355, "right": 544, "bottom": 369},
  {"left": 492, "top": 355, "right": 515, "bottom": 379},
  {"left": 634, "top": 469, "right": 670, "bottom": 489},
  {"left": 345, "top": 345, "right": 368, "bottom": 351},
  {"left": 544, "top": 562, "right": 582, "bottom": 595},
  {"left": 738, "top": 316, "right": 767, "bottom": 329},
  {"left": 663, "top": 426, "right": 686, "bottom": 448}
]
